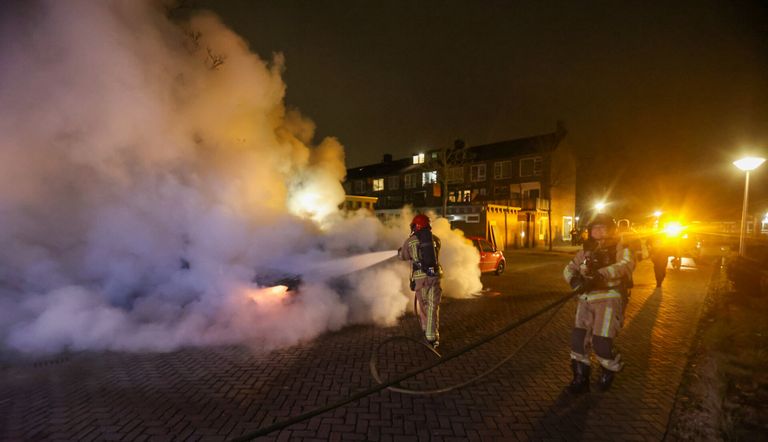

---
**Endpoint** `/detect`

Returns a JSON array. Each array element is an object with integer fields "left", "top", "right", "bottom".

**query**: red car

[{"left": 467, "top": 236, "right": 506, "bottom": 275}]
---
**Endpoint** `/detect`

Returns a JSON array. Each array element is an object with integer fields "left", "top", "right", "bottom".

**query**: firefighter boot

[
  {"left": 596, "top": 367, "right": 617, "bottom": 392},
  {"left": 567, "top": 360, "right": 591, "bottom": 394}
]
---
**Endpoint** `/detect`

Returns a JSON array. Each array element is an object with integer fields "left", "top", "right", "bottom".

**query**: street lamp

[
  {"left": 653, "top": 210, "right": 662, "bottom": 229},
  {"left": 594, "top": 202, "right": 606, "bottom": 212},
  {"left": 733, "top": 156, "right": 766, "bottom": 255}
]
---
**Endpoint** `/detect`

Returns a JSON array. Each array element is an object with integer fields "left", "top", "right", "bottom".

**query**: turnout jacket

[
  {"left": 563, "top": 240, "right": 635, "bottom": 301},
  {"left": 399, "top": 233, "right": 442, "bottom": 280}
]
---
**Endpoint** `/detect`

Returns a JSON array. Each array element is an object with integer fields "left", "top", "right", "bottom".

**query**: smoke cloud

[{"left": 0, "top": 1, "right": 481, "bottom": 355}]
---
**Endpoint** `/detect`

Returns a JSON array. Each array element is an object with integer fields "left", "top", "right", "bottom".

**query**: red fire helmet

[{"left": 410, "top": 214, "right": 431, "bottom": 231}]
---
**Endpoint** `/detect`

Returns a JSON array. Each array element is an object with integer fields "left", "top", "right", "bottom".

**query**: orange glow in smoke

[{"left": 247, "top": 285, "right": 289, "bottom": 304}]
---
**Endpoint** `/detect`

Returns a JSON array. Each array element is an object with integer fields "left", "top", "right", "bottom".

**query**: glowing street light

[
  {"left": 733, "top": 156, "right": 766, "bottom": 255},
  {"left": 653, "top": 210, "right": 662, "bottom": 218},
  {"left": 594, "top": 202, "right": 606, "bottom": 212}
]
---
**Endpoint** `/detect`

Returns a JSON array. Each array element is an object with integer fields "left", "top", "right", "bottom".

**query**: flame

[{"left": 247, "top": 285, "right": 289, "bottom": 304}]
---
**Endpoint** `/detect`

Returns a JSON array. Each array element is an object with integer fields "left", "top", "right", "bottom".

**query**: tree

[{"left": 545, "top": 121, "right": 573, "bottom": 251}]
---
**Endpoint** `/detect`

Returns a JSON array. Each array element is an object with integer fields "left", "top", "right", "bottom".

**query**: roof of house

[
  {"left": 346, "top": 157, "right": 416, "bottom": 179},
  {"left": 469, "top": 131, "right": 564, "bottom": 162},
  {"left": 345, "top": 129, "right": 566, "bottom": 179}
]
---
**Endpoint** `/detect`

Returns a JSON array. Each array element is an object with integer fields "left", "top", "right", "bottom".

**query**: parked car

[{"left": 467, "top": 236, "right": 506, "bottom": 275}]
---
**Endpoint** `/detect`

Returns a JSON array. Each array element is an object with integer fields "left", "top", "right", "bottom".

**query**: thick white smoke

[{"left": 0, "top": 1, "right": 482, "bottom": 354}]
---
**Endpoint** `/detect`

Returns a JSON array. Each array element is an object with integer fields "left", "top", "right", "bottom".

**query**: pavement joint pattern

[{"left": 0, "top": 255, "right": 716, "bottom": 441}]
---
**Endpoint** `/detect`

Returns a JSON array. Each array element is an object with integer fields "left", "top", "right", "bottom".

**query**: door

[{"left": 478, "top": 239, "right": 497, "bottom": 272}]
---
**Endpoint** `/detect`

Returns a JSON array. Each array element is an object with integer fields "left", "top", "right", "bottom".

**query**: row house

[{"left": 344, "top": 124, "right": 576, "bottom": 249}]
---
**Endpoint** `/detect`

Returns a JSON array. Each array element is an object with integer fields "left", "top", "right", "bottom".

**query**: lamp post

[{"left": 733, "top": 156, "right": 766, "bottom": 256}]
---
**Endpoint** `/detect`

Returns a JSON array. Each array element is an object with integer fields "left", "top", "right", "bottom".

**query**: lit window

[
  {"left": 373, "top": 178, "right": 384, "bottom": 192},
  {"left": 422, "top": 170, "right": 437, "bottom": 185},
  {"left": 412, "top": 153, "right": 425, "bottom": 164},
  {"left": 470, "top": 164, "right": 486, "bottom": 182}
]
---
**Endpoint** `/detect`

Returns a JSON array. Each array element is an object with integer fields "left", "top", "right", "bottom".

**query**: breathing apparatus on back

[{"left": 410, "top": 214, "right": 440, "bottom": 278}]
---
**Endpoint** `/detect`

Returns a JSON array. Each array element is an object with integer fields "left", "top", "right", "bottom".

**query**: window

[
  {"left": 404, "top": 174, "right": 417, "bottom": 189},
  {"left": 447, "top": 166, "right": 464, "bottom": 183},
  {"left": 520, "top": 157, "right": 543, "bottom": 177},
  {"left": 478, "top": 239, "right": 495, "bottom": 252},
  {"left": 431, "top": 152, "right": 438, "bottom": 159},
  {"left": 353, "top": 180, "right": 365, "bottom": 194},
  {"left": 412, "top": 153, "right": 425, "bottom": 164},
  {"left": 493, "top": 161, "right": 512, "bottom": 179},
  {"left": 526, "top": 188, "right": 540, "bottom": 199},
  {"left": 461, "top": 189, "right": 471, "bottom": 202},
  {"left": 563, "top": 216, "right": 574, "bottom": 241},
  {"left": 493, "top": 185, "right": 509, "bottom": 197},
  {"left": 422, "top": 170, "right": 437, "bottom": 185},
  {"left": 387, "top": 176, "right": 399, "bottom": 190},
  {"left": 470, "top": 164, "right": 486, "bottom": 182},
  {"left": 373, "top": 178, "right": 384, "bottom": 192}
]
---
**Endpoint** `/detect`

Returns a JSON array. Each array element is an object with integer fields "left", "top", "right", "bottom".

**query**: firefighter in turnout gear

[
  {"left": 399, "top": 214, "right": 443, "bottom": 349},
  {"left": 563, "top": 213, "right": 635, "bottom": 393}
]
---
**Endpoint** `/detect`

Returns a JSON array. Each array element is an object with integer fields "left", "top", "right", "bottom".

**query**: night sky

[{"left": 200, "top": 0, "right": 768, "bottom": 220}]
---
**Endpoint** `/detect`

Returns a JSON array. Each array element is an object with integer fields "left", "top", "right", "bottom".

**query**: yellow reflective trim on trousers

[
  {"left": 425, "top": 285, "right": 436, "bottom": 340},
  {"left": 600, "top": 306, "right": 613, "bottom": 337},
  {"left": 579, "top": 291, "right": 622, "bottom": 302}
]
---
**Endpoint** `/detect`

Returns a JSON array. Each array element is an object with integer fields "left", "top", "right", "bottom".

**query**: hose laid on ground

[
  {"left": 369, "top": 292, "right": 569, "bottom": 395},
  {"left": 229, "top": 292, "right": 574, "bottom": 442}
]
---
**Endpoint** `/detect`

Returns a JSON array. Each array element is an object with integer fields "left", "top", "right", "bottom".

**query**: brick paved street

[{"left": 1, "top": 253, "right": 717, "bottom": 441}]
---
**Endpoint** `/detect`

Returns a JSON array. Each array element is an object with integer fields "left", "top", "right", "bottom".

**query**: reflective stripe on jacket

[
  {"left": 399, "top": 233, "right": 442, "bottom": 280},
  {"left": 564, "top": 241, "right": 634, "bottom": 301}
]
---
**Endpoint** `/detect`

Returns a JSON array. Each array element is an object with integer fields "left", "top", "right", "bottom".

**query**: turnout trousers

[{"left": 414, "top": 276, "right": 442, "bottom": 342}]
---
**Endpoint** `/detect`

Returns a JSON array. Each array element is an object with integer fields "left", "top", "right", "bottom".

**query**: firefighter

[
  {"left": 563, "top": 213, "right": 635, "bottom": 393},
  {"left": 647, "top": 233, "right": 671, "bottom": 288},
  {"left": 398, "top": 214, "right": 443, "bottom": 349}
]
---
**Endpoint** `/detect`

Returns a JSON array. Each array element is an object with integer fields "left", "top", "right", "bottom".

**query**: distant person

[
  {"left": 648, "top": 234, "right": 671, "bottom": 287},
  {"left": 563, "top": 213, "right": 635, "bottom": 393},
  {"left": 570, "top": 227, "right": 580, "bottom": 245},
  {"left": 399, "top": 214, "right": 443, "bottom": 350}
]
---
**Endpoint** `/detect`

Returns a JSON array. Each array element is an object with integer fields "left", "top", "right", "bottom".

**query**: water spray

[{"left": 253, "top": 250, "right": 399, "bottom": 293}]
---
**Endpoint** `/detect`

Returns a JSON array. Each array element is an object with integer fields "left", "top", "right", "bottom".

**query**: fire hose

[
  {"left": 369, "top": 291, "right": 570, "bottom": 395},
  {"left": 229, "top": 291, "right": 574, "bottom": 442}
]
